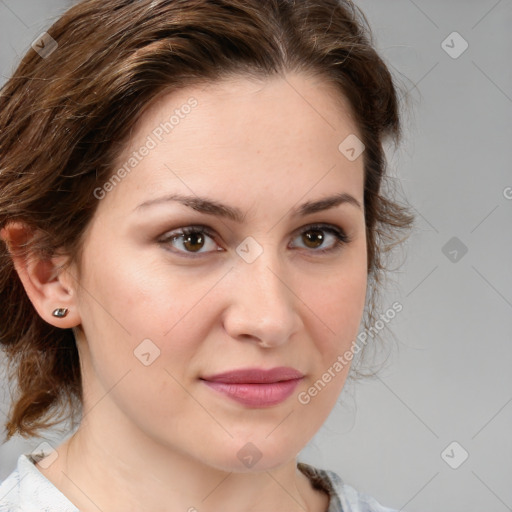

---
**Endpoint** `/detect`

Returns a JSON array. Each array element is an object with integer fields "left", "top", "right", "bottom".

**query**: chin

[{"left": 199, "top": 431, "right": 305, "bottom": 473}]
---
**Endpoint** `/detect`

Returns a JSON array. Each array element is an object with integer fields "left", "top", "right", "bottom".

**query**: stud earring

[{"left": 52, "top": 308, "right": 69, "bottom": 318}]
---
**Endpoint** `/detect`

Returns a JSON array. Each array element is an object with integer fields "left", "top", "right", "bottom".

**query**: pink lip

[{"left": 201, "top": 367, "right": 304, "bottom": 407}]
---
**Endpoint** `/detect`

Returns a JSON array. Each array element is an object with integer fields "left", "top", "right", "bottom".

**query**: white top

[{"left": 0, "top": 453, "right": 401, "bottom": 512}]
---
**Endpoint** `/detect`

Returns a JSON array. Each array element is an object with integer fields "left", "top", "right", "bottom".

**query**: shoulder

[
  {"left": 0, "top": 454, "right": 23, "bottom": 512},
  {"left": 298, "top": 462, "right": 401, "bottom": 512},
  {"left": 0, "top": 453, "right": 78, "bottom": 512}
]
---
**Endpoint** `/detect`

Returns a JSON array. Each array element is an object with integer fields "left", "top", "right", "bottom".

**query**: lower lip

[{"left": 202, "top": 378, "right": 302, "bottom": 407}]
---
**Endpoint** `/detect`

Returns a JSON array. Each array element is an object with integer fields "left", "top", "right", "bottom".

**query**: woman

[{"left": 0, "top": 0, "right": 414, "bottom": 510}]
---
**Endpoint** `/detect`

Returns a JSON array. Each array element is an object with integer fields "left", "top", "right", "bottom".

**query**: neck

[{"left": 37, "top": 412, "right": 328, "bottom": 512}]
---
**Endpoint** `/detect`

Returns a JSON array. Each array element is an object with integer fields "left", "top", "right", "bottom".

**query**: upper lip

[{"left": 201, "top": 367, "right": 304, "bottom": 384}]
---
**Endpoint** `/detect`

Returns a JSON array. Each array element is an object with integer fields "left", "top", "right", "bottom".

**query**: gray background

[{"left": 0, "top": 1, "right": 511, "bottom": 511}]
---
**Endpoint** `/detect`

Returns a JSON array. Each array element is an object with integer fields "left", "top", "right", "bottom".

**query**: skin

[{"left": 2, "top": 71, "right": 367, "bottom": 512}]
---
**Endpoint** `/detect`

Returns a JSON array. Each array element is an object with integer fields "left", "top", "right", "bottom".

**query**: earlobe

[{"left": 0, "top": 221, "right": 81, "bottom": 329}]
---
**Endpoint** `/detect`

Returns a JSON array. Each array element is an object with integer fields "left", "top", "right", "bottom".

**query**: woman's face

[{"left": 70, "top": 72, "right": 367, "bottom": 471}]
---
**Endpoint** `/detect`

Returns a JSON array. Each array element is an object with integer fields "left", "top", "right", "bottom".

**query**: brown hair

[{"left": 0, "top": 0, "right": 414, "bottom": 441}]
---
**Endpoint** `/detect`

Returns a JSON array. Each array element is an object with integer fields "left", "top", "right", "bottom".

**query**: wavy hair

[{"left": 0, "top": 0, "right": 414, "bottom": 440}]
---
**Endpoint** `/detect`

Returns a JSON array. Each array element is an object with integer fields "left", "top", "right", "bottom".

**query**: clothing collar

[{"left": 6, "top": 454, "right": 343, "bottom": 512}]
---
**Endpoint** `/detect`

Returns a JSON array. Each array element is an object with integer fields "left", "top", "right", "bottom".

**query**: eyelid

[
  {"left": 290, "top": 222, "right": 351, "bottom": 254},
  {"left": 158, "top": 222, "right": 351, "bottom": 257},
  {"left": 291, "top": 222, "right": 350, "bottom": 243},
  {"left": 158, "top": 224, "right": 220, "bottom": 255}
]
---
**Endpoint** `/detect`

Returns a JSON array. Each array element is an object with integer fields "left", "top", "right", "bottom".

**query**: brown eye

[
  {"left": 182, "top": 231, "right": 205, "bottom": 252},
  {"left": 291, "top": 224, "right": 350, "bottom": 253},
  {"left": 302, "top": 228, "right": 325, "bottom": 249},
  {"left": 160, "top": 226, "right": 220, "bottom": 255}
]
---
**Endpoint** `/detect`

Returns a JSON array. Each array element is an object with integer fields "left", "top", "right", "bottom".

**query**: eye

[
  {"left": 290, "top": 223, "right": 350, "bottom": 254},
  {"left": 159, "top": 225, "right": 220, "bottom": 256},
  {"left": 158, "top": 223, "right": 351, "bottom": 257}
]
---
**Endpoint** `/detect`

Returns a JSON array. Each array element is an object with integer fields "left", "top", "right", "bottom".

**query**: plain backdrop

[{"left": 0, "top": 1, "right": 511, "bottom": 511}]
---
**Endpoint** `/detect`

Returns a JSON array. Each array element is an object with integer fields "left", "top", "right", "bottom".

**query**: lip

[
  {"left": 201, "top": 367, "right": 304, "bottom": 407},
  {"left": 202, "top": 367, "right": 304, "bottom": 383}
]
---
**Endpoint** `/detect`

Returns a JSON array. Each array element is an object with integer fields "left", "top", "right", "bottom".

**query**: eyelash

[{"left": 158, "top": 223, "right": 351, "bottom": 258}]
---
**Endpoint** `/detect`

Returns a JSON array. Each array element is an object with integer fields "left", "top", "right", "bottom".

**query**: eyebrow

[{"left": 133, "top": 192, "right": 362, "bottom": 222}]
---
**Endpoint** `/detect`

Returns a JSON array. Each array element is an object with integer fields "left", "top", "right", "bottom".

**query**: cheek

[
  {"left": 307, "top": 277, "right": 366, "bottom": 391},
  {"left": 77, "top": 241, "right": 223, "bottom": 376},
  {"left": 75, "top": 245, "right": 209, "bottom": 429},
  {"left": 296, "top": 268, "right": 366, "bottom": 414},
  {"left": 308, "top": 255, "right": 367, "bottom": 350}
]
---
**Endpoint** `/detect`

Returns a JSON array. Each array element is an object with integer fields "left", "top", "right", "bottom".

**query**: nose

[{"left": 222, "top": 248, "right": 303, "bottom": 348}]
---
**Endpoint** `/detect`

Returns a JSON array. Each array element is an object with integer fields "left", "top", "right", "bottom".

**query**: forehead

[
  {"left": 130, "top": 71, "right": 360, "bottom": 148},
  {"left": 100, "top": 72, "right": 364, "bottom": 213}
]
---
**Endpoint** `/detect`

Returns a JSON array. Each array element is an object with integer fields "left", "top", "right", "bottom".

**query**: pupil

[
  {"left": 181, "top": 230, "right": 325, "bottom": 252},
  {"left": 304, "top": 230, "right": 323, "bottom": 248},
  {"left": 184, "top": 232, "right": 204, "bottom": 251}
]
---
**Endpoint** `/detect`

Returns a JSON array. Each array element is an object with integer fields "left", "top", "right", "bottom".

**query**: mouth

[{"left": 200, "top": 367, "right": 304, "bottom": 407}]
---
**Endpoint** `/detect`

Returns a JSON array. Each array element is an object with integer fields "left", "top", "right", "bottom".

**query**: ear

[{"left": 0, "top": 221, "right": 81, "bottom": 329}]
